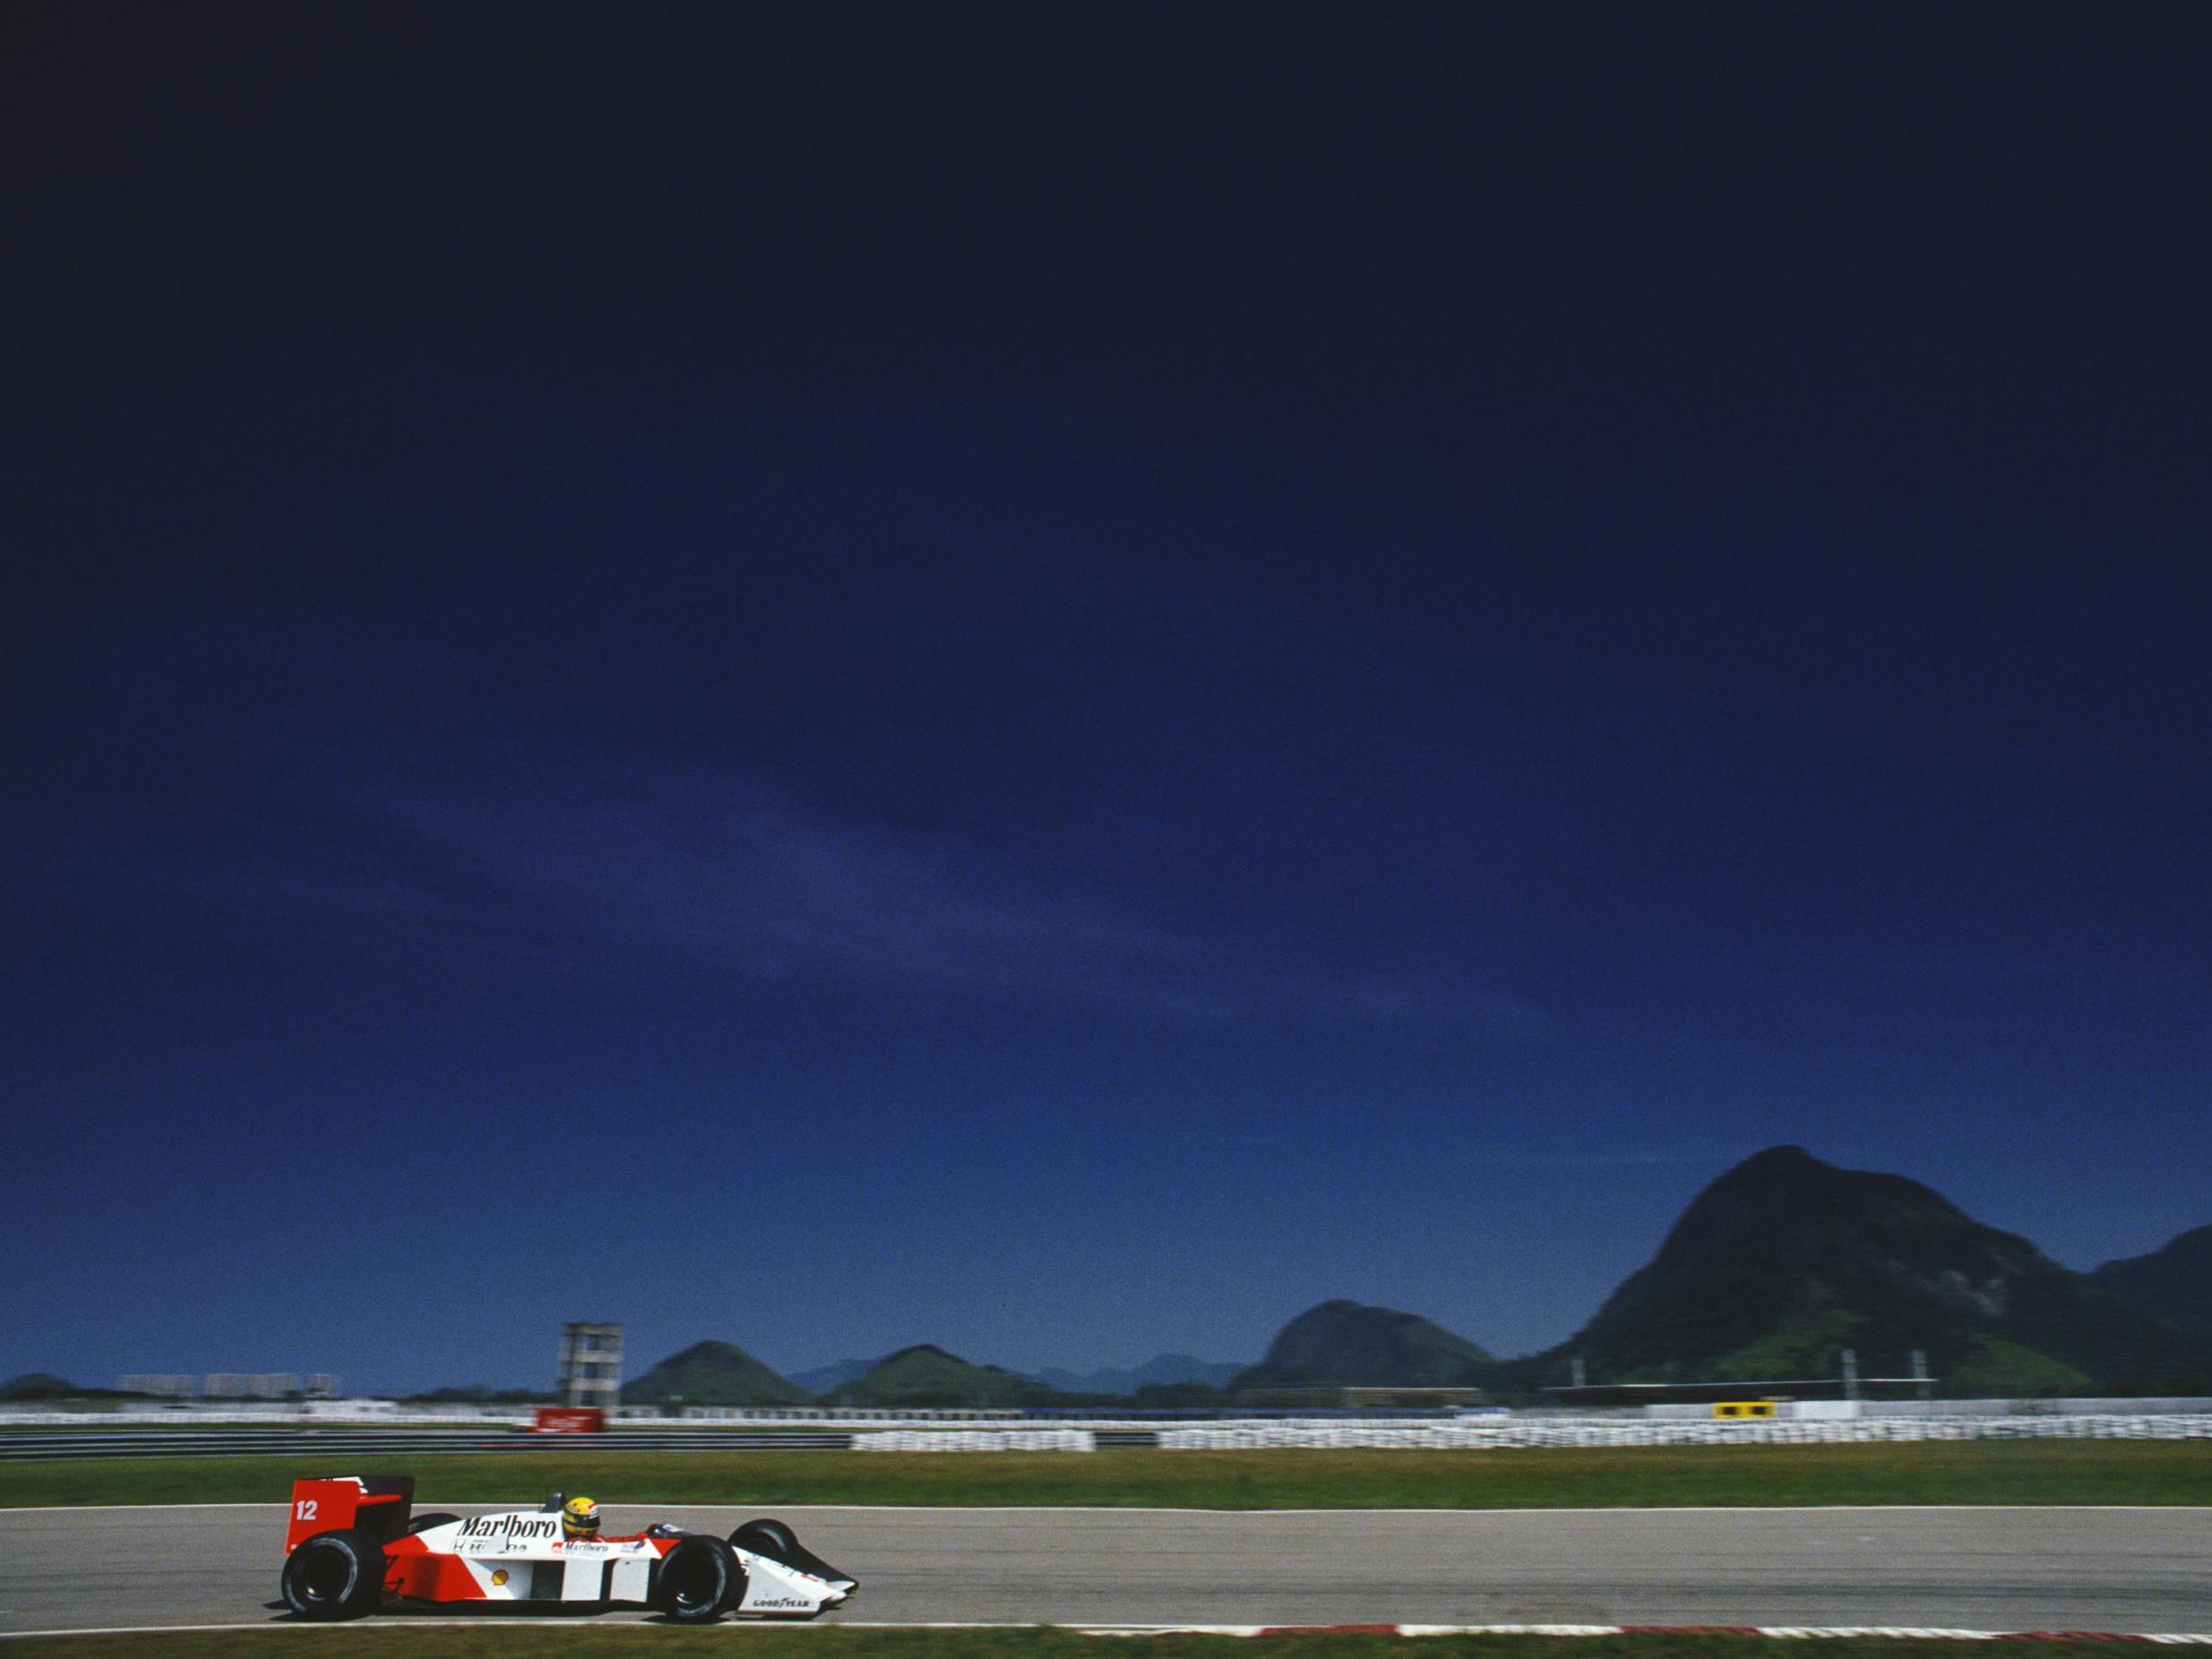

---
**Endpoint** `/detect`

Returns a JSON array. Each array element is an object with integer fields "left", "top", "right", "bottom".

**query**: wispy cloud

[
  {"left": 1164, "top": 1126, "right": 1732, "bottom": 1167},
  {"left": 111, "top": 724, "right": 1545, "bottom": 1036},
  {"left": 1450, "top": 1147, "right": 1741, "bottom": 1168},
  {"left": 401, "top": 747, "right": 1543, "bottom": 1030}
]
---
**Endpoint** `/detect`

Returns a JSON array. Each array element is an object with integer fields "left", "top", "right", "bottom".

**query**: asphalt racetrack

[{"left": 2, "top": 1504, "right": 2208, "bottom": 1637}]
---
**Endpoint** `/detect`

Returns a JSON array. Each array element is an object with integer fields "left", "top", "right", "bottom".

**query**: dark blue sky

[{"left": 5, "top": 4, "right": 2208, "bottom": 1395}]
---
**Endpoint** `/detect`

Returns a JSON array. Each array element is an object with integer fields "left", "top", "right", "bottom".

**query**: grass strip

[
  {"left": 3, "top": 1442, "right": 2208, "bottom": 1510},
  {"left": 0, "top": 1631, "right": 2182, "bottom": 1659}
]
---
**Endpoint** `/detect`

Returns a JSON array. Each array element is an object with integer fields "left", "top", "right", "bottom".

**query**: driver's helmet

[{"left": 562, "top": 1496, "right": 601, "bottom": 1540}]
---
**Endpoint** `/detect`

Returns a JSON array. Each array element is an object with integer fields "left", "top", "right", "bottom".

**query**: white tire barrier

[
  {"left": 1156, "top": 1414, "right": 2212, "bottom": 1450},
  {"left": 854, "top": 1430, "right": 1097, "bottom": 1452}
]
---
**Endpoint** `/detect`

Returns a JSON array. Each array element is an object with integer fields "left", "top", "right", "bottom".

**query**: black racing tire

[
  {"left": 654, "top": 1534, "right": 745, "bottom": 1623},
  {"left": 403, "top": 1512, "right": 461, "bottom": 1535},
  {"left": 728, "top": 1517, "right": 799, "bottom": 1562},
  {"left": 280, "top": 1528, "right": 386, "bottom": 1621}
]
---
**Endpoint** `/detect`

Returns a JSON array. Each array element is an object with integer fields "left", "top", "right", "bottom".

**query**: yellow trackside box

[{"left": 1713, "top": 1400, "right": 1778, "bottom": 1418}]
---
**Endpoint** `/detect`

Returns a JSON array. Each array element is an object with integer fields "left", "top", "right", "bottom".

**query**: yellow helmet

[{"left": 561, "top": 1495, "right": 600, "bottom": 1540}]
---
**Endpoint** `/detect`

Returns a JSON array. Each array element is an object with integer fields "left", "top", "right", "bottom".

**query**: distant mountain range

[
  {"left": 633, "top": 1348, "right": 1246, "bottom": 1408},
  {"left": 788, "top": 1357, "right": 879, "bottom": 1396},
  {"left": 2089, "top": 1224, "right": 2212, "bottom": 1338},
  {"left": 1028, "top": 1354, "right": 1248, "bottom": 1396},
  {"left": 595, "top": 1147, "right": 2208, "bottom": 1410},
  {"left": 1, "top": 1373, "right": 73, "bottom": 1400}
]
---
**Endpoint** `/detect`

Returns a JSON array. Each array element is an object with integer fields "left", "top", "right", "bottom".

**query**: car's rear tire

[
  {"left": 654, "top": 1535, "right": 745, "bottom": 1623},
  {"left": 280, "top": 1528, "right": 385, "bottom": 1620},
  {"left": 403, "top": 1512, "right": 460, "bottom": 1535}
]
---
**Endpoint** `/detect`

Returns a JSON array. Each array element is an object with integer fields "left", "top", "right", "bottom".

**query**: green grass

[
  {"left": 4, "top": 1441, "right": 2208, "bottom": 1510},
  {"left": 0, "top": 1631, "right": 2170, "bottom": 1659}
]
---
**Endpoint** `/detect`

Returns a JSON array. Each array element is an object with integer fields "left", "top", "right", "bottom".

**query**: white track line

[{"left": 7, "top": 1621, "right": 2212, "bottom": 1643}]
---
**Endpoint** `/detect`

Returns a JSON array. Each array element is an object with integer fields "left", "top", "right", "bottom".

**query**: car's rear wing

[{"left": 285, "top": 1475, "right": 416, "bottom": 1552}]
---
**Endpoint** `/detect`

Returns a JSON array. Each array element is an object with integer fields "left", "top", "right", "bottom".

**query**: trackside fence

[
  {"left": 6, "top": 1414, "right": 2211, "bottom": 1459},
  {"left": 0, "top": 1429, "right": 853, "bottom": 1461}
]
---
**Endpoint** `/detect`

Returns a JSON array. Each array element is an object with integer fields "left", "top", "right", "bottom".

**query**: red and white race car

[{"left": 279, "top": 1476, "right": 856, "bottom": 1623}]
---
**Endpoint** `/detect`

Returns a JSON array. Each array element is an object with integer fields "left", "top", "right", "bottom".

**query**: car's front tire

[
  {"left": 280, "top": 1528, "right": 385, "bottom": 1620},
  {"left": 654, "top": 1535, "right": 745, "bottom": 1623},
  {"left": 728, "top": 1517, "right": 799, "bottom": 1561}
]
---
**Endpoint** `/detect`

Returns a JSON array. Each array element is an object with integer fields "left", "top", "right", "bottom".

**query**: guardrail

[{"left": 12, "top": 1397, "right": 2212, "bottom": 1429}]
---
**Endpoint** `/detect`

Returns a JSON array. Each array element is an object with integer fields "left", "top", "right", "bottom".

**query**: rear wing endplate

[{"left": 284, "top": 1474, "right": 416, "bottom": 1551}]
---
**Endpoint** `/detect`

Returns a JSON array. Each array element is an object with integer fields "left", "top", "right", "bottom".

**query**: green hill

[
  {"left": 822, "top": 1344, "right": 1057, "bottom": 1408},
  {"left": 1525, "top": 1146, "right": 2211, "bottom": 1396},
  {"left": 1, "top": 1372, "right": 75, "bottom": 1400},
  {"left": 621, "top": 1341, "right": 814, "bottom": 1407},
  {"left": 1231, "top": 1300, "right": 1494, "bottom": 1390},
  {"left": 2090, "top": 1224, "right": 2212, "bottom": 1337}
]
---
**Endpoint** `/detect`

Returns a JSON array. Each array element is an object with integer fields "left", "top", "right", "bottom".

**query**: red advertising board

[{"left": 533, "top": 1406, "right": 607, "bottom": 1434}]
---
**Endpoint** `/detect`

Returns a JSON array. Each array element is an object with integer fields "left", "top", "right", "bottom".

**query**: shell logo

[{"left": 490, "top": 1569, "right": 510, "bottom": 1586}]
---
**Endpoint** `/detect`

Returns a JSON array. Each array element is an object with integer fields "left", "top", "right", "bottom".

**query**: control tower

[{"left": 557, "top": 1321, "right": 624, "bottom": 1410}]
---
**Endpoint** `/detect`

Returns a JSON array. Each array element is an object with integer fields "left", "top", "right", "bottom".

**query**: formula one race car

[{"left": 279, "top": 1476, "right": 856, "bottom": 1623}]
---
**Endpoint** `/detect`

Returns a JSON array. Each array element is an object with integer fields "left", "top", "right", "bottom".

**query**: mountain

[
  {"left": 1, "top": 1372, "right": 74, "bottom": 1399},
  {"left": 788, "top": 1357, "right": 881, "bottom": 1396},
  {"left": 1230, "top": 1300, "right": 1494, "bottom": 1390},
  {"left": 621, "top": 1341, "right": 814, "bottom": 1407},
  {"left": 2090, "top": 1225, "right": 2212, "bottom": 1337},
  {"left": 822, "top": 1345, "right": 1058, "bottom": 1408},
  {"left": 1533, "top": 1146, "right": 2212, "bottom": 1395},
  {"left": 1031, "top": 1354, "right": 1249, "bottom": 1396}
]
